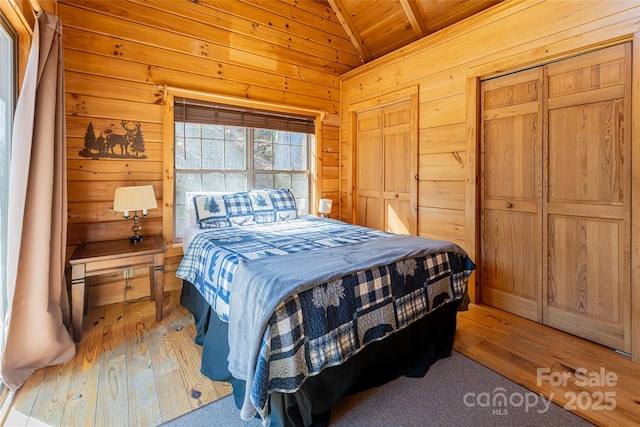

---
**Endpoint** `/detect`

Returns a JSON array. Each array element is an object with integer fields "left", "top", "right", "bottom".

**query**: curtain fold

[{"left": 1, "top": 9, "right": 75, "bottom": 391}]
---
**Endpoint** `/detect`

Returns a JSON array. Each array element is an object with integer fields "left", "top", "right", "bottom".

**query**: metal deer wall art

[{"left": 79, "top": 120, "right": 147, "bottom": 159}]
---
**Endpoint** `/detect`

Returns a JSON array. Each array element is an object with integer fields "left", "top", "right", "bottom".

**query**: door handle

[{"left": 505, "top": 202, "right": 513, "bottom": 208}]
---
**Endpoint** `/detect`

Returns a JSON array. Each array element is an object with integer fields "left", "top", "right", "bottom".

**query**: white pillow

[
  {"left": 192, "top": 193, "right": 232, "bottom": 228},
  {"left": 186, "top": 191, "right": 228, "bottom": 226}
]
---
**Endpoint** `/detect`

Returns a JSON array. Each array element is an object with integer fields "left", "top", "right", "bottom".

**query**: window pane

[
  {"left": 202, "top": 173, "right": 225, "bottom": 190},
  {"left": 274, "top": 144, "right": 290, "bottom": 170},
  {"left": 203, "top": 124, "right": 224, "bottom": 139},
  {"left": 290, "top": 145, "right": 305, "bottom": 170},
  {"left": 255, "top": 129, "right": 275, "bottom": 142},
  {"left": 255, "top": 173, "right": 274, "bottom": 189},
  {"left": 254, "top": 134, "right": 273, "bottom": 170},
  {"left": 295, "top": 197, "right": 308, "bottom": 215},
  {"left": 202, "top": 139, "right": 224, "bottom": 169},
  {"left": 225, "top": 141, "right": 245, "bottom": 169},
  {"left": 224, "top": 127, "right": 246, "bottom": 170},
  {"left": 291, "top": 132, "right": 305, "bottom": 145},
  {"left": 175, "top": 172, "right": 202, "bottom": 205},
  {"left": 274, "top": 173, "right": 292, "bottom": 189},
  {"left": 292, "top": 175, "right": 309, "bottom": 215},
  {"left": 185, "top": 123, "right": 201, "bottom": 137},
  {"left": 275, "top": 131, "right": 290, "bottom": 144},
  {"left": 291, "top": 174, "right": 308, "bottom": 198},
  {"left": 175, "top": 172, "right": 201, "bottom": 238},
  {"left": 175, "top": 137, "right": 200, "bottom": 169},
  {"left": 174, "top": 122, "right": 184, "bottom": 137},
  {"left": 175, "top": 204, "right": 187, "bottom": 239},
  {"left": 226, "top": 126, "right": 245, "bottom": 141},
  {"left": 1, "top": 16, "right": 16, "bottom": 355},
  {"left": 225, "top": 173, "right": 247, "bottom": 192}
]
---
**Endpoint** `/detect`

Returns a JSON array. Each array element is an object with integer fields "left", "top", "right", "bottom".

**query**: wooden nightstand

[{"left": 69, "top": 236, "right": 168, "bottom": 342}]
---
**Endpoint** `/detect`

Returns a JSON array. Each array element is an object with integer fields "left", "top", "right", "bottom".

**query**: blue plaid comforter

[
  {"left": 176, "top": 216, "right": 390, "bottom": 321},
  {"left": 176, "top": 216, "right": 475, "bottom": 423}
]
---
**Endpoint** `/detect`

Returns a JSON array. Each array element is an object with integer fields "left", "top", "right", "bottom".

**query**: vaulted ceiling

[{"left": 317, "top": 0, "right": 503, "bottom": 63}]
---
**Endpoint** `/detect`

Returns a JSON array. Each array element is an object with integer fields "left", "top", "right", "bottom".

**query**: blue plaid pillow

[
  {"left": 270, "top": 189, "right": 298, "bottom": 219},
  {"left": 193, "top": 194, "right": 231, "bottom": 228},
  {"left": 249, "top": 189, "right": 298, "bottom": 223},
  {"left": 223, "top": 192, "right": 254, "bottom": 225}
]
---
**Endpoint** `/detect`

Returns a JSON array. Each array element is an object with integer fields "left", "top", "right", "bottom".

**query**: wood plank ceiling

[{"left": 318, "top": 0, "right": 503, "bottom": 63}]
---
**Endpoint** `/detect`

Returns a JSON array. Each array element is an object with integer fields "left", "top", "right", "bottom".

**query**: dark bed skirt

[{"left": 180, "top": 280, "right": 458, "bottom": 427}]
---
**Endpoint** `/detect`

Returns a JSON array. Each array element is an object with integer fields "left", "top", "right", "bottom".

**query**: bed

[{"left": 176, "top": 189, "right": 475, "bottom": 426}]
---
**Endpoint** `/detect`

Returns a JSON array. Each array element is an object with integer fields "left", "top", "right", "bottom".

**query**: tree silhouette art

[
  {"left": 79, "top": 121, "right": 97, "bottom": 156},
  {"left": 79, "top": 120, "right": 148, "bottom": 159},
  {"left": 206, "top": 197, "right": 221, "bottom": 213}
]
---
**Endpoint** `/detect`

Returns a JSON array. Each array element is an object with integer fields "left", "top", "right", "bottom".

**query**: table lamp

[
  {"left": 318, "top": 198, "right": 332, "bottom": 218},
  {"left": 113, "top": 185, "right": 157, "bottom": 243}
]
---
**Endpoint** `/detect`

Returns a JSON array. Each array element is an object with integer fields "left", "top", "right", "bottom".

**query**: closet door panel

[
  {"left": 356, "top": 109, "right": 383, "bottom": 230},
  {"left": 548, "top": 216, "right": 620, "bottom": 318},
  {"left": 547, "top": 216, "right": 625, "bottom": 349},
  {"left": 481, "top": 209, "right": 539, "bottom": 321},
  {"left": 544, "top": 43, "right": 630, "bottom": 352},
  {"left": 354, "top": 95, "right": 417, "bottom": 235},
  {"left": 547, "top": 44, "right": 627, "bottom": 98},
  {"left": 383, "top": 123, "right": 410, "bottom": 195},
  {"left": 548, "top": 101, "right": 623, "bottom": 206},
  {"left": 480, "top": 68, "right": 543, "bottom": 321},
  {"left": 483, "top": 114, "right": 539, "bottom": 201},
  {"left": 357, "top": 195, "right": 382, "bottom": 230},
  {"left": 385, "top": 198, "right": 412, "bottom": 235},
  {"left": 382, "top": 100, "right": 415, "bottom": 234}
]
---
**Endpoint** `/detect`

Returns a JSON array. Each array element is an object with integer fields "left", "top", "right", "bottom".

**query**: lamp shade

[
  {"left": 113, "top": 185, "right": 157, "bottom": 214},
  {"left": 318, "top": 198, "right": 332, "bottom": 215}
]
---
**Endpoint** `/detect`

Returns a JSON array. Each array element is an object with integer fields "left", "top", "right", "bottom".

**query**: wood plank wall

[
  {"left": 59, "top": 0, "right": 355, "bottom": 308},
  {"left": 339, "top": 0, "right": 640, "bottom": 299}
]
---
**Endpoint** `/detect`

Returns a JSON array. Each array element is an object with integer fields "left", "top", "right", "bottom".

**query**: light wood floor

[
  {"left": 8, "top": 291, "right": 231, "bottom": 427},
  {"left": 455, "top": 304, "right": 640, "bottom": 427},
  {"left": 8, "top": 291, "right": 640, "bottom": 426}
]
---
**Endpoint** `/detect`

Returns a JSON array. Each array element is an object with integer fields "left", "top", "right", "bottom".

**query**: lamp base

[
  {"left": 128, "top": 213, "right": 144, "bottom": 244},
  {"left": 129, "top": 235, "right": 144, "bottom": 244}
]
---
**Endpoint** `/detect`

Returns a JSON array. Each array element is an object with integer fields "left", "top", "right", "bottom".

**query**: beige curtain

[{"left": 1, "top": 10, "right": 75, "bottom": 391}]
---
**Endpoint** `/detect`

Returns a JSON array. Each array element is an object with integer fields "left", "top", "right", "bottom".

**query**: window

[
  {"left": 0, "top": 11, "right": 16, "bottom": 365},
  {"left": 173, "top": 99, "right": 315, "bottom": 240}
]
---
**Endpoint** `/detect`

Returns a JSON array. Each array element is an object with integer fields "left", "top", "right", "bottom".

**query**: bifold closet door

[
  {"left": 356, "top": 108, "right": 383, "bottom": 230},
  {"left": 480, "top": 68, "right": 544, "bottom": 322},
  {"left": 544, "top": 44, "right": 631, "bottom": 353},
  {"left": 356, "top": 99, "right": 416, "bottom": 235},
  {"left": 480, "top": 43, "right": 631, "bottom": 353},
  {"left": 381, "top": 101, "right": 416, "bottom": 235}
]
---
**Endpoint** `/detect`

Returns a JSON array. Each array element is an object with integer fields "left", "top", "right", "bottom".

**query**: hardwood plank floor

[
  {"left": 8, "top": 292, "right": 640, "bottom": 426},
  {"left": 9, "top": 291, "right": 231, "bottom": 427},
  {"left": 454, "top": 304, "right": 640, "bottom": 427}
]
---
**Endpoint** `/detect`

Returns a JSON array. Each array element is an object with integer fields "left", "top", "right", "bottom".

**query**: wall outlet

[{"left": 123, "top": 269, "right": 134, "bottom": 279}]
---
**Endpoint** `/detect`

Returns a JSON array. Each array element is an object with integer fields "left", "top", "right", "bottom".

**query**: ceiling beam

[
  {"left": 399, "top": 0, "right": 429, "bottom": 38},
  {"left": 327, "top": 0, "right": 371, "bottom": 63}
]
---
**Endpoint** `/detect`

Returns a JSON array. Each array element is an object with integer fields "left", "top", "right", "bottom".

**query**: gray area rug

[{"left": 163, "top": 351, "right": 592, "bottom": 426}]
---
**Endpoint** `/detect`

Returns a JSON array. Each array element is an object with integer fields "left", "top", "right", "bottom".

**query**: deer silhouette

[
  {"left": 107, "top": 133, "right": 128, "bottom": 155},
  {"left": 106, "top": 121, "right": 138, "bottom": 155}
]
